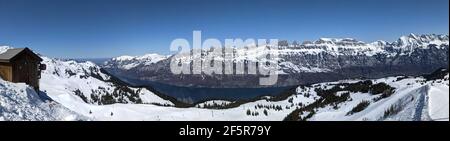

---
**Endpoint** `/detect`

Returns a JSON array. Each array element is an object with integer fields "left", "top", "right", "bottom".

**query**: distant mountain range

[
  {"left": 103, "top": 54, "right": 168, "bottom": 70},
  {"left": 1, "top": 43, "right": 448, "bottom": 121},
  {"left": 103, "top": 34, "right": 449, "bottom": 88}
]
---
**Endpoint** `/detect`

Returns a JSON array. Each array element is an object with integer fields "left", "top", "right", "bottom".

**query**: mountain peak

[
  {"left": 394, "top": 33, "right": 449, "bottom": 48},
  {"left": 136, "top": 53, "right": 167, "bottom": 60},
  {"left": 113, "top": 55, "right": 135, "bottom": 61},
  {"left": 314, "top": 37, "right": 365, "bottom": 45}
]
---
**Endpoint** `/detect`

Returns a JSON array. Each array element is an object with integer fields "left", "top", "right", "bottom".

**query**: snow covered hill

[
  {"left": 40, "top": 56, "right": 173, "bottom": 106},
  {"left": 0, "top": 78, "right": 84, "bottom": 121},
  {"left": 284, "top": 69, "right": 449, "bottom": 121}
]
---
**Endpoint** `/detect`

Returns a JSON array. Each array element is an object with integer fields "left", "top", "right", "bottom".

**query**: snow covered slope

[
  {"left": 0, "top": 78, "right": 84, "bottom": 121},
  {"left": 284, "top": 69, "right": 449, "bottom": 121},
  {"left": 426, "top": 73, "right": 449, "bottom": 121},
  {"left": 40, "top": 56, "right": 173, "bottom": 106}
]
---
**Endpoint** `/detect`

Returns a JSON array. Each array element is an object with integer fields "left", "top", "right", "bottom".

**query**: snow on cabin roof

[{"left": 0, "top": 48, "right": 42, "bottom": 63}]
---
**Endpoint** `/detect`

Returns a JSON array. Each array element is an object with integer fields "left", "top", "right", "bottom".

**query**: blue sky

[{"left": 0, "top": 0, "right": 448, "bottom": 58}]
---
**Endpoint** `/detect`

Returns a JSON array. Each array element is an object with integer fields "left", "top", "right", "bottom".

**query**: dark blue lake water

[
  {"left": 75, "top": 59, "right": 291, "bottom": 104},
  {"left": 119, "top": 76, "right": 291, "bottom": 104}
]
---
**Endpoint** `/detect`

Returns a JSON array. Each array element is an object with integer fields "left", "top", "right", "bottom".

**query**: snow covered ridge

[
  {"left": 280, "top": 33, "right": 448, "bottom": 56},
  {"left": 0, "top": 78, "right": 85, "bottom": 121},
  {"left": 393, "top": 34, "right": 449, "bottom": 48},
  {"left": 282, "top": 69, "right": 449, "bottom": 121},
  {"left": 104, "top": 53, "right": 168, "bottom": 70},
  {"left": 40, "top": 56, "right": 174, "bottom": 106}
]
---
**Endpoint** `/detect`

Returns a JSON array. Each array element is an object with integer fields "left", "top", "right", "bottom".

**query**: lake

[{"left": 118, "top": 76, "right": 292, "bottom": 104}]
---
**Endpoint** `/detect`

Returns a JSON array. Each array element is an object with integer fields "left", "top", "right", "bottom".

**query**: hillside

[
  {"left": 0, "top": 78, "right": 84, "bottom": 121},
  {"left": 40, "top": 56, "right": 174, "bottom": 106}
]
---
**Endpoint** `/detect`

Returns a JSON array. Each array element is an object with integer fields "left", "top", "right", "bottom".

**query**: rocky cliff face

[{"left": 103, "top": 34, "right": 449, "bottom": 88}]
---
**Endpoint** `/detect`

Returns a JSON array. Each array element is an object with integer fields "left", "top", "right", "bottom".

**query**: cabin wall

[
  {"left": 0, "top": 63, "right": 13, "bottom": 81},
  {"left": 11, "top": 53, "right": 40, "bottom": 90}
]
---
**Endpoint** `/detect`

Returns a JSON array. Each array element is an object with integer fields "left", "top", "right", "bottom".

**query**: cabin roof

[{"left": 0, "top": 48, "right": 42, "bottom": 63}]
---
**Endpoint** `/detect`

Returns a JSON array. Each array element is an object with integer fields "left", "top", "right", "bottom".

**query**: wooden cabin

[{"left": 0, "top": 48, "right": 46, "bottom": 91}]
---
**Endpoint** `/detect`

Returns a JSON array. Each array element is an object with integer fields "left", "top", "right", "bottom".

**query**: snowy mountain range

[
  {"left": 2, "top": 50, "right": 448, "bottom": 120},
  {"left": 1, "top": 33, "right": 448, "bottom": 121},
  {"left": 103, "top": 34, "right": 449, "bottom": 88},
  {"left": 103, "top": 54, "right": 167, "bottom": 70}
]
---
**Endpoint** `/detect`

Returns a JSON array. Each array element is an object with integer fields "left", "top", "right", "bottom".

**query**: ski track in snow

[{"left": 413, "top": 88, "right": 426, "bottom": 121}]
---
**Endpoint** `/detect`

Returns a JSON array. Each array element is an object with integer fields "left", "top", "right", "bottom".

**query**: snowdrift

[{"left": 0, "top": 78, "right": 84, "bottom": 121}]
